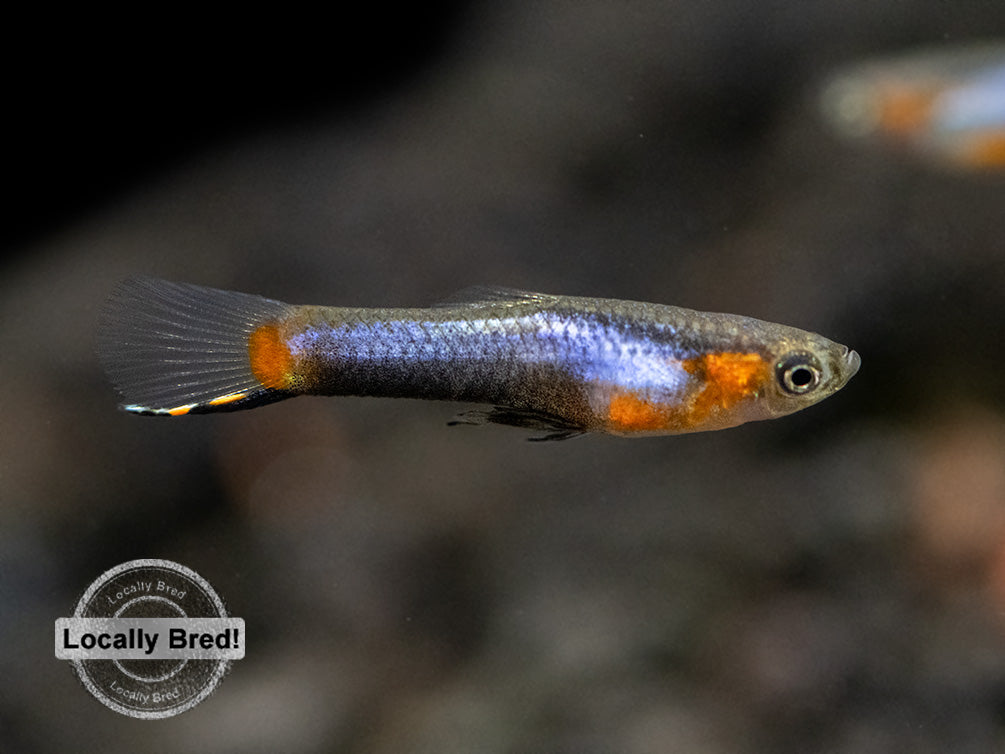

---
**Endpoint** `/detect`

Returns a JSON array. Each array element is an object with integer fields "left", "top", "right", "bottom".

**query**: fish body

[
  {"left": 98, "top": 278, "right": 859, "bottom": 440},
  {"left": 820, "top": 42, "right": 1005, "bottom": 169}
]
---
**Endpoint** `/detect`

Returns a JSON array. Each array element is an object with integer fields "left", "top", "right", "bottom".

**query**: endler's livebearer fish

[
  {"left": 98, "top": 278, "right": 860, "bottom": 440},
  {"left": 820, "top": 42, "right": 1005, "bottom": 169}
]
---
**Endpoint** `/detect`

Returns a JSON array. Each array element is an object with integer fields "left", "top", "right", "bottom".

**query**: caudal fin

[{"left": 97, "top": 277, "right": 296, "bottom": 415}]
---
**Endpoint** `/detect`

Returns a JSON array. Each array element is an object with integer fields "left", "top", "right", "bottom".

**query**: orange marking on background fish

[
  {"left": 876, "top": 85, "right": 939, "bottom": 136},
  {"left": 248, "top": 324, "right": 294, "bottom": 389},
  {"left": 959, "top": 132, "right": 1005, "bottom": 167}
]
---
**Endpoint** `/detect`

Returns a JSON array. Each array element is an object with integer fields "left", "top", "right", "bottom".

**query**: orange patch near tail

[{"left": 248, "top": 324, "right": 294, "bottom": 389}]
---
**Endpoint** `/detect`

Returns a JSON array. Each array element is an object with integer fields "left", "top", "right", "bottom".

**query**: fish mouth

[{"left": 838, "top": 346, "right": 861, "bottom": 387}]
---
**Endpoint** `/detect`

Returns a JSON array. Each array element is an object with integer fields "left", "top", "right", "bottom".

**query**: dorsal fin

[{"left": 435, "top": 286, "right": 555, "bottom": 308}]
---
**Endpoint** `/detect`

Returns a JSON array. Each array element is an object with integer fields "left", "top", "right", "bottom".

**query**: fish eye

[{"left": 776, "top": 353, "right": 822, "bottom": 395}]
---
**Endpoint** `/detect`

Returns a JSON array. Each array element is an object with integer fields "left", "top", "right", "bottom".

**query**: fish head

[
  {"left": 609, "top": 318, "right": 861, "bottom": 435},
  {"left": 754, "top": 330, "right": 861, "bottom": 421}
]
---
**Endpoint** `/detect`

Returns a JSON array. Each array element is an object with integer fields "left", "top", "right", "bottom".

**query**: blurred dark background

[
  {"left": 4, "top": 5, "right": 471, "bottom": 249},
  {"left": 3, "top": 3, "right": 1005, "bottom": 752}
]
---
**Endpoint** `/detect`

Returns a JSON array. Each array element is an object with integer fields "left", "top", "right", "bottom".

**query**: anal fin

[{"left": 448, "top": 406, "right": 586, "bottom": 441}]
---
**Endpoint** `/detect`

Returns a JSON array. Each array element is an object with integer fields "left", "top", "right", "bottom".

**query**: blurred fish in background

[{"left": 820, "top": 41, "right": 1005, "bottom": 169}]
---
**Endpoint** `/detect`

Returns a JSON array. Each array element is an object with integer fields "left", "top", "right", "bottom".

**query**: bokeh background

[{"left": 3, "top": 3, "right": 1005, "bottom": 752}]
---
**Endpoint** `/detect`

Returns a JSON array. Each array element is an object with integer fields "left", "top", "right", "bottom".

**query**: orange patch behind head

[
  {"left": 248, "top": 324, "right": 294, "bottom": 389},
  {"left": 702, "top": 352, "right": 770, "bottom": 396},
  {"left": 685, "top": 352, "right": 771, "bottom": 426},
  {"left": 607, "top": 392, "right": 668, "bottom": 432},
  {"left": 605, "top": 352, "right": 770, "bottom": 434}
]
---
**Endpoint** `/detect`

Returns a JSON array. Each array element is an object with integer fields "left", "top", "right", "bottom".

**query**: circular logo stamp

[{"left": 55, "top": 559, "right": 244, "bottom": 719}]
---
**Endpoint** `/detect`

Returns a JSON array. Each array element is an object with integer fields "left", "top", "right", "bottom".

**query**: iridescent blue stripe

[
  {"left": 286, "top": 310, "right": 691, "bottom": 395},
  {"left": 934, "top": 63, "right": 1005, "bottom": 133}
]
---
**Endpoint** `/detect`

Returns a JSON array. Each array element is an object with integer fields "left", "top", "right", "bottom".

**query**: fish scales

[{"left": 288, "top": 304, "right": 683, "bottom": 396}]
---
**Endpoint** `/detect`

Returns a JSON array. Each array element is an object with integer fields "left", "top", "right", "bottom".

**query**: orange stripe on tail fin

[{"left": 98, "top": 277, "right": 297, "bottom": 415}]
